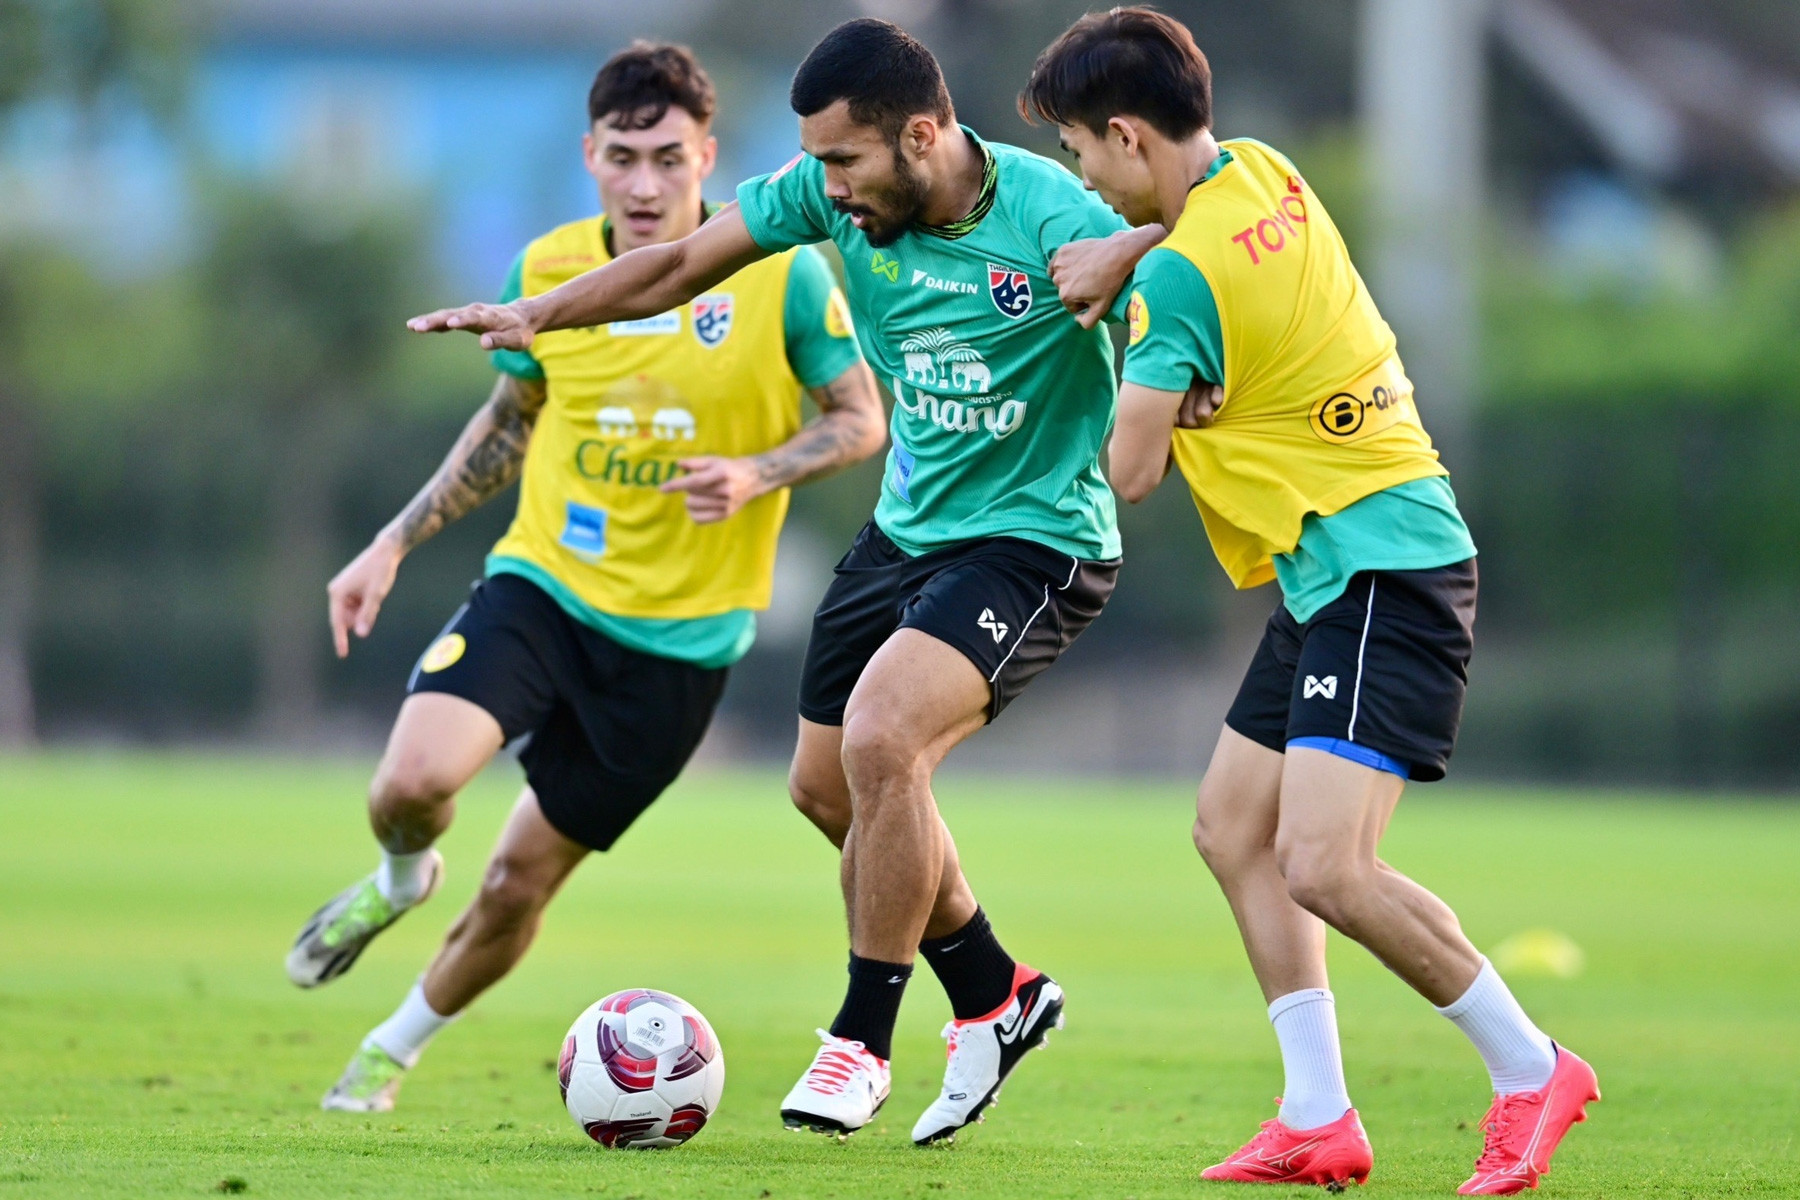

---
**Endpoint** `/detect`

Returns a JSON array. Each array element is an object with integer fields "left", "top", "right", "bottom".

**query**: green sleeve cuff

[
  {"left": 489, "top": 248, "right": 544, "bottom": 380},
  {"left": 1120, "top": 247, "right": 1223, "bottom": 392},
  {"left": 783, "top": 247, "right": 863, "bottom": 389},
  {"left": 736, "top": 156, "right": 829, "bottom": 253}
]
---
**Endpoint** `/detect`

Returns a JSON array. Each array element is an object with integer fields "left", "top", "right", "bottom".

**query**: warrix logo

[
  {"left": 870, "top": 249, "right": 901, "bottom": 282},
  {"left": 977, "top": 608, "right": 1009, "bottom": 643},
  {"left": 911, "top": 268, "right": 978, "bottom": 295},
  {"left": 1303, "top": 675, "right": 1338, "bottom": 700}
]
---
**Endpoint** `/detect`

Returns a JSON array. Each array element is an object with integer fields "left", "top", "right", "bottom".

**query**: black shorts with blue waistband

[{"left": 1223, "top": 559, "right": 1477, "bottom": 782}]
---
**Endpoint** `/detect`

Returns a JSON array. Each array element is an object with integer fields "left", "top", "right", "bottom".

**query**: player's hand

[
  {"left": 1051, "top": 229, "right": 1146, "bottom": 331},
  {"left": 327, "top": 536, "right": 403, "bottom": 658},
  {"left": 406, "top": 301, "right": 537, "bottom": 351},
  {"left": 660, "top": 456, "right": 766, "bottom": 525},
  {"left": 1177, "top": 380, "right": 1223, "bottom": 429}
]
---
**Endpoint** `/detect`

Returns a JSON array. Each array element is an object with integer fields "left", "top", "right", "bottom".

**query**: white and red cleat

[
  {"left": 911, "top": 964, "right": 1065, "bottom": 1145},
  {"left": 1201, "top": 1105, "right": 1374, "bottom": 1187},
  {"left": 1458, "top": 1045, "right": 1600, "bottom": 1195},
  {"left": 779, "top": 1030, "right": 891, "bottom": 1137}
]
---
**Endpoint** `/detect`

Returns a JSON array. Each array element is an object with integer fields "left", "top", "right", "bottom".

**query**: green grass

[{"left": 1, "top": 754, "right": 1797, "bottom": 1198}]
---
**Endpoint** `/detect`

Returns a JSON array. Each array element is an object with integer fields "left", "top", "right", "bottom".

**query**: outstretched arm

[
  {"left": 407, "top": 204, "right": 769, "bottom": 351},
  {"left": 660, "top": 361, "right": 887, "bottom": 524},
  {"left": 327, "top": 371, "right": 548, "bottom": 656}
]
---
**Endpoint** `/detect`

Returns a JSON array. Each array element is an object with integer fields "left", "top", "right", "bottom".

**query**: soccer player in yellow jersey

[
  {"left": 283, "top": 42, "right": 884, "bottom": 1112},
  {"left": 1024, "top": 11, "right": 1597, "bottom": 1195}
]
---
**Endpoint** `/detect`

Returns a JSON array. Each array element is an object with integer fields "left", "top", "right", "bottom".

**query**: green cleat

[
  {"left": 321, "top": 1043, "right": 409, "bottom": 1113},
  {"left": 285, "top": 851, "right": 442, "bottom": 988}
]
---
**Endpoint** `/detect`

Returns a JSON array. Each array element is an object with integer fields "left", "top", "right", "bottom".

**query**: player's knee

[
  {"left": 472, "top": 855, "right": 553, "bottom": 930},
  {"left": 1276, "top": 840, "right": 1360, "bottom": 923},
  {"left": 788, "top": 762, "right": 851, "bottom": 843},
  {"left": 839, "top": 712, "right": 925, "bottom": 795},
  {"left": 370, "top": 752, "right": 460, "bottom": 816}
]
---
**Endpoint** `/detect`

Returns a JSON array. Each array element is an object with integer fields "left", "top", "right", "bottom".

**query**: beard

[{"left": 832, "top": 148, "right": 931, "bottom": 247}]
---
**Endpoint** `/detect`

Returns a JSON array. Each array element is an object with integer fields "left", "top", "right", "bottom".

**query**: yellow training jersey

[
  {"left": 488, "top": 213, "right": 854, "bottom": 626},
  {"left": 1140, "top": 139, "right": 1446, "bottom": 589}
]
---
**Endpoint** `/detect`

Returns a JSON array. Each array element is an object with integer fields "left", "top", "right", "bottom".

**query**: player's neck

[
  {"left": 1150, "top": 129, "right": 1221, "bottom": 228},
  {"left": 918, "top": 123, "right": 984, "bottom": 229}
]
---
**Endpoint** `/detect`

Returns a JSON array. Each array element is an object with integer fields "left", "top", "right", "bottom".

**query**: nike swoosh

[{"left": 996, "top": 992, "right": 1039, "bottom": 1044}]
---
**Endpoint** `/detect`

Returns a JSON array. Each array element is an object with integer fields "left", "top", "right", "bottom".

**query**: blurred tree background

[{"left": 3, "top": 0, "right": 1797, "bottom": 785}]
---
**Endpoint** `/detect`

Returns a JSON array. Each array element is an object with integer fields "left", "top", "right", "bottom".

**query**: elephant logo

[
  {"left": 899, "top": 328, "right": 991, "bottom": 394},
  {"left": 651, "top": 407, "right": 697, "bottom": 441},
  {"left": 595, "top": 406, "right": 639, "bottom": 438}
]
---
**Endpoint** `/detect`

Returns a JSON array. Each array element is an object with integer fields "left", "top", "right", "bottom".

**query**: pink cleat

[
  {"left": 1458, "top": 1045, "right": 1600, "bottom": 1195},
  {"left": 1201, "top": 1104, "right": 1374, "bottom": 1187}
]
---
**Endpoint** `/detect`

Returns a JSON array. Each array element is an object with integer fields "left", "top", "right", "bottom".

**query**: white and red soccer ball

[{"left": 558, "top": 988, "right": 725, "bottom": 1149}]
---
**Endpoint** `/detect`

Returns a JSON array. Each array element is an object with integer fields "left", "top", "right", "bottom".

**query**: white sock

[
  {"left": 1435, "top": 957, "right": 1557, "bottom": 1094},
  {"left": 366, "top": 983, "right": 456, "bottom": 1068},
  {"left": 1269, "top": 988, "right": 1353, "bottom": 1130},
  {"left": 376, "top": 848, "right": 435, "bottom": 908}
]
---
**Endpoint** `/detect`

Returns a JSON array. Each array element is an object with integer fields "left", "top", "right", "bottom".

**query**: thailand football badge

[
  {"left": 692, "top": 294, "right": 734, "bottom": 347},
  {"left": 987, "top": 264, "right": 1032, "bottom": 319}
]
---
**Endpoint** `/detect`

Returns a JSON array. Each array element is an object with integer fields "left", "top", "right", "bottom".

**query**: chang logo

[{"left": 899, "top": 328, "right": 992, "bottom": 394}]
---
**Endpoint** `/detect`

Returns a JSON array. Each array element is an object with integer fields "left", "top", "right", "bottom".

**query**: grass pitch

[{"left": 1, "top": 754, "right": 1797, "bottom": 1199}]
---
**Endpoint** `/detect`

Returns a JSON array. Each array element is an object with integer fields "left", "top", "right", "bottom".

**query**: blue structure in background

[
  {"left": 196, "top": 43, "right": 608, "bottom": 293},
  {"left": 5, "top": 10, "right": 806, "bottom": 293}
]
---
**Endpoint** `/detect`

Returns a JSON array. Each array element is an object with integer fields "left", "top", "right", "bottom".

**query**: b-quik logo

[{"left": 1308, "top": 377, "right": 1416, "bottom": 444}]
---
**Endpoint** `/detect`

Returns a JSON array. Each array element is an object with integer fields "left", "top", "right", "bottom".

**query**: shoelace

[
  {"left": 1470, "top": 1093, "right": 1534, "bottom": 1173},
  {"left": 803, "top": 1031, "right": 870, "bottom": 1096},
  {"left": 937, "top": 1022, "right": 976, "bottom": 1096}
]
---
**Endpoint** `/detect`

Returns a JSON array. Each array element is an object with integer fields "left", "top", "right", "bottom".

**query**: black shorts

[
  {"left": 798, "top": 521, "right": 1119, "bottom": 725},
  {"left": 1224, "top": 559, "right": 1477, "bottom": 782},
  {"left": 408, "top": 574, "right": 728, "bottom": 850}
]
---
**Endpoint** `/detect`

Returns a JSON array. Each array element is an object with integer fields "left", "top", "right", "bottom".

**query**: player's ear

[
  {"left": 904, "top": 115, "right": 939, "bottom": 161},
  {"left": 1108, "top": 116, "right": 1139, "bottom": 158},
  {"left": 581, "top": 130, "right": 600, "bottom": 177},
  {"left": 698, "top": 134, "right": 718, "bottom": 181}
]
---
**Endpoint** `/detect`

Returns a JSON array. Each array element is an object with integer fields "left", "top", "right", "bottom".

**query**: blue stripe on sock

[{"left": 1287, "top": 736, "right": 1410, "bottom": 779}]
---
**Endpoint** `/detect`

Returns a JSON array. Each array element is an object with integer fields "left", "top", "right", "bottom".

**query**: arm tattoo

[
  {"left": 387, "top": 373, "right": 549, "bottom": 552},
  {"left": 752, "top": 366, "right": 885, "bottom": 492}
]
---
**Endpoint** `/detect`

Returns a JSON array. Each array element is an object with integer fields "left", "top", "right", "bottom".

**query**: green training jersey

[{"left": 737, "top": 129, "right": 1127, "bottom": 561}]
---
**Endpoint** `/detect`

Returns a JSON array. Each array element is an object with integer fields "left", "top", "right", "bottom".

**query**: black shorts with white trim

[
  {"left": 797, "top": 520, "right": 1120, "bottom": 725},
  {"left": 1224, "top": 558, "right": 1477, "bottom": 782}
]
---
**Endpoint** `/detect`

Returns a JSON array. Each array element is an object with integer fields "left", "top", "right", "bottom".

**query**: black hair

[
  {"left": 1020, "top": 7, "right": 1212, "bottom": 141},
  {"left": 588, "top": 40, "right": 717, "bottom": 131},
  {"left": 789, "top": 18, "right": 953, "bottom": 141}
]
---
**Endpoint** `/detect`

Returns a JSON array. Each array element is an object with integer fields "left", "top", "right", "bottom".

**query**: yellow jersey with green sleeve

[
  {"left": 735, "top": 129, "right": 1127, "bottom": 562},
  {"left": 1121, "top": 139, "right": 1473, "bottom": 617},
  {"left": 485, "top": 212, "right": 861, "bottom": 668}
]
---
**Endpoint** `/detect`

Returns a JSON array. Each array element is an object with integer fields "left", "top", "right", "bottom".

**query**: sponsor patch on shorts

[{"left": 420, "top": 633, "right": 466, "bottom": 673}]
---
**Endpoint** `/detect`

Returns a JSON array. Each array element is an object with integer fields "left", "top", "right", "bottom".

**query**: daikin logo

[{"left": 912, "top": 268, "right": 978, "bottom": 295}]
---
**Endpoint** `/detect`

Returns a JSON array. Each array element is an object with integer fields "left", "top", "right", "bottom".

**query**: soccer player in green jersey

[
  {"left": 411, "top": 18, "right": 1170, "bottom": 1144},
  {"left": 1024, "top": 10, "right": 1597, "bottom": 1194}
]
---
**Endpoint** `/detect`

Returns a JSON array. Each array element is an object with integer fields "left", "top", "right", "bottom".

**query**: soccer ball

[{"left": 558, "top": 988, "right": 725, "bottom": 1148}]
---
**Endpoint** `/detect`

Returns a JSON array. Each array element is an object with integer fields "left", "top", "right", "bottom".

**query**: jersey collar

[{"left": 915, "top": 126, "right": 997, "bottom": 241}]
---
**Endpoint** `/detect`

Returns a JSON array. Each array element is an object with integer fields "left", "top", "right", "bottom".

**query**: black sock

[
  {"left": 828, "top": 955, "right": 912, "bottom": 1060},
  {"left": 919, "top": 907, "right": 1017, "bottom": 1020}
]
